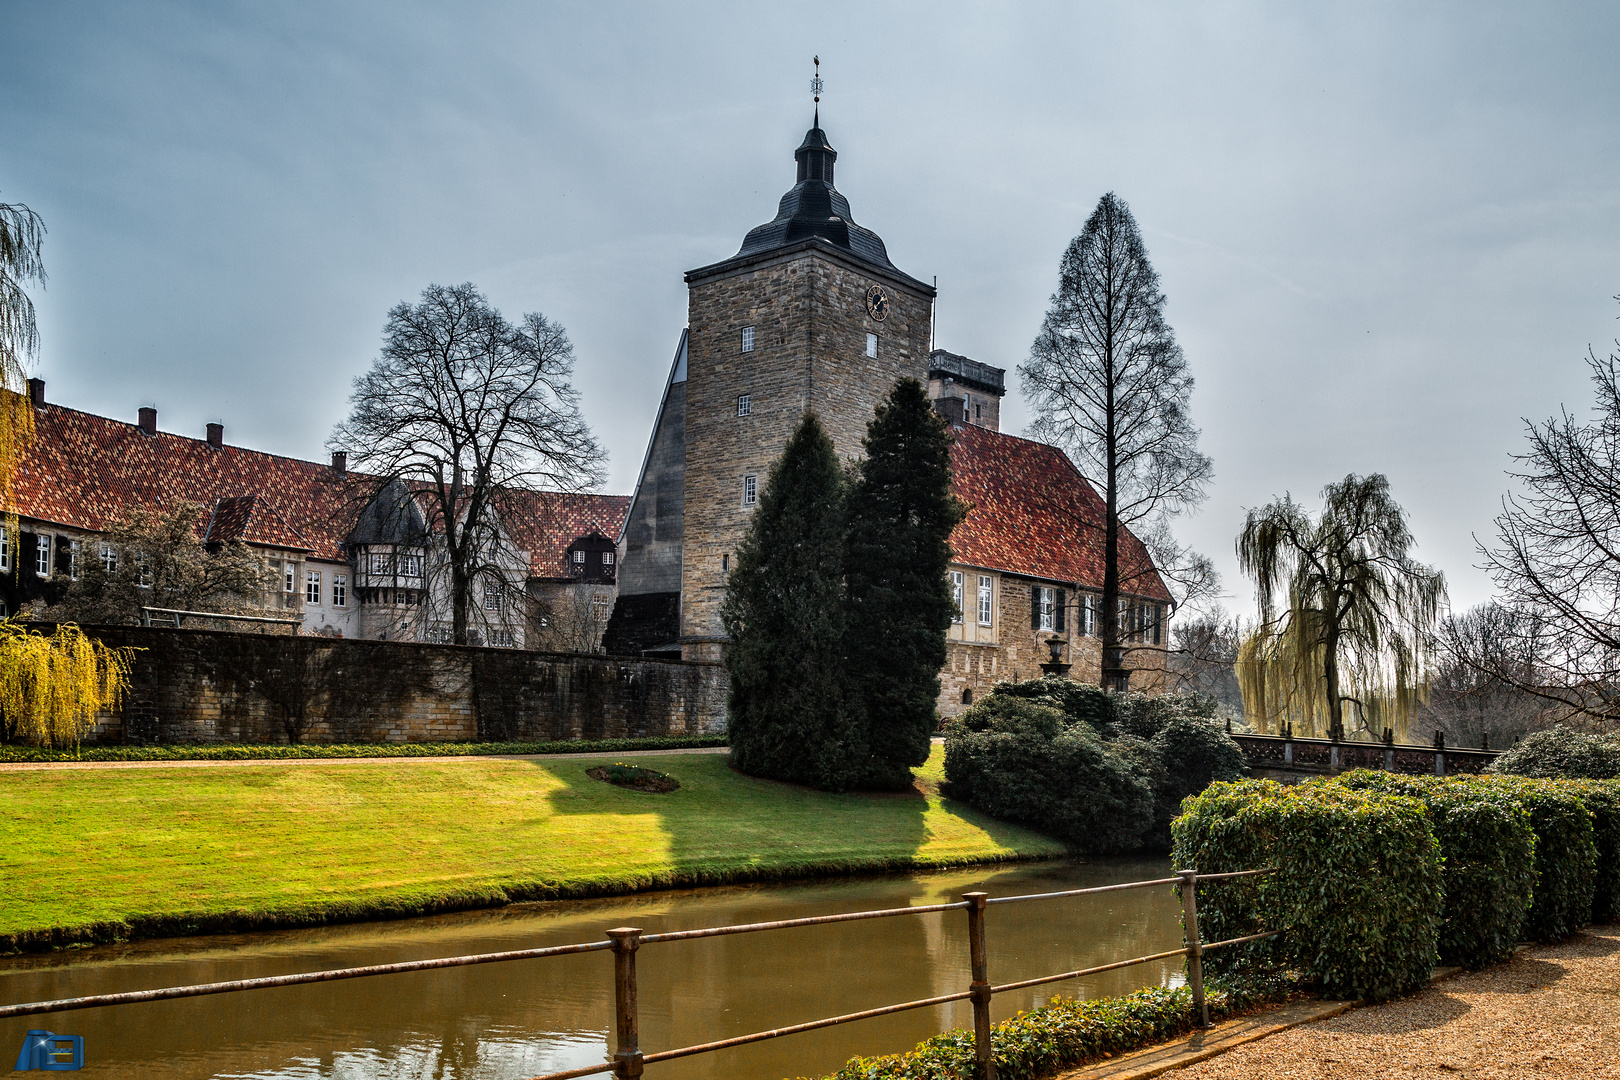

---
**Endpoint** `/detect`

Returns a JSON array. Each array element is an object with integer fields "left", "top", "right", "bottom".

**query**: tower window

[
  {"left": 742, "top": 474, "right": 758, "bottom": 506},
  {"left": 602, "top": 551, "right": 614, "bottom": 566},
  {"left": 866, "top": 333, "right": 878, "bottom": 359},
  {"left": 741, "top": 326, "right": 755, "bottom": 353},
  {"left": 737, "top": 394, "right": 751, "bottom": 417},
  {"left": 721, "top": 553, "right": 730, "bottom": 573}
]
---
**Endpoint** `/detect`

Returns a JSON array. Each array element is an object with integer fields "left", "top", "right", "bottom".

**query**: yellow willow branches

[{"left": 0, "top": 621, "right": 135, "bottom": 747}]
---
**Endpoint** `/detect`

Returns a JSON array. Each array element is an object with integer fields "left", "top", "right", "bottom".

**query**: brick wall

[{"left": 76, "top": 626, "right": 727, "bottom": 745}]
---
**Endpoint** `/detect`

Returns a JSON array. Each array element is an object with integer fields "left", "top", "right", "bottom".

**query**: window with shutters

[
  {"left": 1036, "top": 585, "right": 1055, "bottom": 632},
  {"left": 34, "top": 534, "right": 51, "bottom": 577},
  {"left": 1081, "top": 594, "right": 1097, "bottom": 636},
  {"left": 949, "top": 571, "right": 964, "bottom": 624},
  {"left": 977, "top": 576, "right": 993, "bottom": 626}
]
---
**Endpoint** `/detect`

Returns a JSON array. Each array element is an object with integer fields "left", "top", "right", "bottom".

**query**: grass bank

[
  {"left": 0, "top": 747, "right": 1064, "bottom": 953},
  {"left": 0, "top": 735, "right": 728, "bottom": 764}
]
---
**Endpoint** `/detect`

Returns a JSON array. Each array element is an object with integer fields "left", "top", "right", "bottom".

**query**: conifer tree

[
  {"left": 845, "top": 379, "right": 964, "bottom": 788},
  {"left": 722, "top": 413, "right": 862, "bottom": 788}
]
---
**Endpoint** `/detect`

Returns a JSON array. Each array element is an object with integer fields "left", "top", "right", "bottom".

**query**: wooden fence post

[
  {"left": 1177, "top": 870, "right": 1210, "bottom": 1028},
  {"left": 608, "top": 927, "right": 644, "bottom": 1079},
  {"left": 963, "top": 892, "right": 996, "bottom": 1080}
]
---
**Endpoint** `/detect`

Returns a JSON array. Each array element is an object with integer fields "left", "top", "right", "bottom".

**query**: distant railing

[
  {"left": 0, "top": 868, "right": 1280, "bottom": 1080},
  {"left": 138, "top": 607, "right": 303, "bottom": 630},
  {"left": 1229, "top": 725, "right": 1500, "bottom": 777}
]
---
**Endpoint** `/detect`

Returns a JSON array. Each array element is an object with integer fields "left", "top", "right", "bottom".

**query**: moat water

[{"left": 0, "top": 857, "right": 1182, "bottom": 1080}]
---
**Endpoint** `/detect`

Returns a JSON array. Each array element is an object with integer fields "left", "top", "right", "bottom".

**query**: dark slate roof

[
  {"left": 691, "top": 119, "right": 929, "bottom": 291},
  {"left": 929, "top": 349, "right": 1007, "bottom": 397},
  {"left": 346, "top": 480, "right": 430, "bottom": 546},
  {"left": 948, "top": 424, "right": 1170, "bottom": 602}
]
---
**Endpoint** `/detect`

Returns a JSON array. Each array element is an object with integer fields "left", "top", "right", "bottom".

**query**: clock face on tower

[{"left": 865, "top": 285, "right": 890, "bottom": 322}]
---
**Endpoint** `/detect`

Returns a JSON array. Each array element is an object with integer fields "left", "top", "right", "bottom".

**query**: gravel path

[
  {"left": 1175, "top": 924, "right": 1620, "bottom": 1078},
  {"left": 0, "top": 745, "right": 731, "bottom": 772}
]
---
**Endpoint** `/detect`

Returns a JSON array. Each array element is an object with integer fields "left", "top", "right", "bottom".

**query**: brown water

[{"left": 0, "top": 857, "right": 1182, "bottom": 1080}]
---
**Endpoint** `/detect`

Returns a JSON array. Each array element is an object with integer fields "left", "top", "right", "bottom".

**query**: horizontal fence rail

[{"left": 0, "top": 869, "right": 1282, "bottom": 1080}]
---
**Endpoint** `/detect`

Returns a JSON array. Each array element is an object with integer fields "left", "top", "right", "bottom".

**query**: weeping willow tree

[
  {"left": 1236, "top": 474, "right": 1446, "bottom": 740},
  {"left": 0, "top": 199, "right": 43, "bottom": 506},
  {"left": 0, "top": 621, "right": 135, "bottom": 747}
]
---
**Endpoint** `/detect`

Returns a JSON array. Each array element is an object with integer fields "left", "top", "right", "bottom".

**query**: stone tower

[{"left": 604, "top": 115, "right": 935, "bottom": 661}]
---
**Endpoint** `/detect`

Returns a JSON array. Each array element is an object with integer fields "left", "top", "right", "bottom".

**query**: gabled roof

[
  {"left": 948, "top": 424, "right": 1170, "bottom": 602},
  {"left": 497, "top": 490, "right": 631, "bottom": 579},
  {"left": 13, "top": 400, "right": 354, "bottom": 561}
]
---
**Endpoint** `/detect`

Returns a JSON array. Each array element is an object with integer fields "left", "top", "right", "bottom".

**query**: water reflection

[{"left": 0, "top": 857, "right": 1181, "bottom": 1080}]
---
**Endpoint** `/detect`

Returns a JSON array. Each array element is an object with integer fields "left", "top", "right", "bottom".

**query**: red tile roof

[
  {"left": 12, "top": 399, "right": 629, "bottom": 576},
  {"left": 949, "top": 424, "right": 1170, "bottom": 601},
  {"left": 500, "top": 490, "right": 631, "bottom": 578},
  {"left": 14, "top": 402, "right": 355, "bottom": 561}
]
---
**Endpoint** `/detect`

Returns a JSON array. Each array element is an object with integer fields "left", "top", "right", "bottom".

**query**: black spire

[{"left": 730, "top": 119, "right": 903, "bottom": 275}]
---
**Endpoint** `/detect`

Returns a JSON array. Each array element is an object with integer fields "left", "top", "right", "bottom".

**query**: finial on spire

[{"left": 811, "top": 55, "right": 823, "bottom": 126}]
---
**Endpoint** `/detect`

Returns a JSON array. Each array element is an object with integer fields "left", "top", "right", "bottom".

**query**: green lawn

[{"left": 0, "top": 747, "right": 1063, "bottom": 951}]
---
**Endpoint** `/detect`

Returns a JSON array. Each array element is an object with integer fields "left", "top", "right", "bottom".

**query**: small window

[
  {"left": 284, "top": 561, "right": 296, "bottom": 592},
  {"left": 101, "top": 543, "right": 118, "bottom": 575},
  {"left": 602, "top": 551, "right": 615, "bottom": 566},
  {"left": 865, "top": 332, "right": 878, "bottom": 358},
  {"left": 721, "top": 553, "right": 729, "bottom": 573},
  {"left": 949, "top": 571, "right": 964, "bottom": 624},
  {"left": 978, "top": 575, "right": 994, "bottom": 627},
  {"left": 34, "top": 534, "right": 51, "bottom": 577},
  {"left": 66, "top": 540, "right": 81, "bottom": 580},
  {"left": 962, "top": 688, "right": 973, "bottom": 705},
  {"left": 333, "top": 574, "right": 347, "bottom": 608},
  {"left": 399, "top": 553, "right": 423, "bottom": 577},
  {"left": 369, "top": 552, "right": 391, "bottom": 576},
  {"left": 1037, "top": 586, "right": 1055, "bottom": 632},
  {"left": 737, "top": 394, "right": 751, "bottom": 417},
  {"left": 489, "top": 629, "right": 515, "bottom": 648},
  {"left": 1081, "top": 594, "right": 1097, "bottom": 636},
  {"left": 135, "top": 552, "right": 152, "bottom": 588},
  {"left": 483, "top": 581, "right": 502, "bottom": 611},
  {"left": 0, "top": 527, "right": 10, "bottom": 573},
  {"left": 306, "top": 571, "right": 321, "bottom": 604},
  {"left": 741, "top": 326, "right": 755, "bottom": 352},
  {"left": 743, "top": 474, "right": 758, "bottom": 506}
]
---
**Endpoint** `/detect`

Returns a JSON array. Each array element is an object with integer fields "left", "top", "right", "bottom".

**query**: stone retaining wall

[{"left": 77, "top": 626, "right": 728, "bottom": 745}]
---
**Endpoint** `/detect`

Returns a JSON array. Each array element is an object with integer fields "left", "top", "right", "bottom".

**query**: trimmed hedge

[
  {"left": 0, "top": 736, "right": 729, "bottom": 764},
  {"left": 1333, "top": 771, "right": 1536, "bottom": 968},
  {"left": 1473, "top": 777, "right": 1596, "bottom": 941},
  {"left": 806, "top": 975, "right": 1295, "bottom": 1080},
  {"left": 941, "top": 697, "right": 1154, "bottom": 853},
  {"left": 1172, "top": 779, "right": 1444, "bottom": 1001},
  {"left": 1561, "top": 780, "right": 1620, "bottom": 921}
]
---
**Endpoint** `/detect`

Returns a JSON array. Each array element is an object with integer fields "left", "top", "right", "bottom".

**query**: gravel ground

[{"left": 1178, "top": 924, "right": 1620, "bottom": 1078}]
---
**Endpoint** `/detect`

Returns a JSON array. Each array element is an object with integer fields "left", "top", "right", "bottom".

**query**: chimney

[
  {"left": 138, "top": 407, "right": 157, "bottom": 436},
  {"left": 331, "top": 451, "right": 347, "bottom": 475},
  {"left": 206, "top": 422, "right": 223, "bottom": 449},
  {"left": 26, "top": 378, "right": 44, "bottom": 410}
]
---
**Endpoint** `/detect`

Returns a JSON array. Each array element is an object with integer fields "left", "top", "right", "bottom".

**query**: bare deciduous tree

[
  {"left": 1020, "top": 192, "right": 1214, "bottom": 689},
  {"left": 1419, "top": 602, "right": 1550, "bottom": 748},
  {"left": 0, "top": 198, "right": 45, "bottom": 509},
  {"left": 1480, "top": 317, "right": 1620, "bottom": 729},
  {"left": 1167, "top": 607, "right": 1245, "bottom": 714},
  {"left": 331, "top": 283, "right": 606, "bottom": 646}
]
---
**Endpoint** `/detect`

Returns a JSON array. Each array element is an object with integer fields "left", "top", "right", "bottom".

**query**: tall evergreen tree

[
  {"left": 845, "top": 379, "right": 964, "bottom": 788},
  {"left": 722, "top": 413, "right": 863, "bottom": 788}
]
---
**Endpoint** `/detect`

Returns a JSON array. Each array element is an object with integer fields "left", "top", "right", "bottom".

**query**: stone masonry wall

[
  {"left": 680, "top": 246, "right": 933, "bottom": 656},
  {"left": 76, "top": 626, "right": 727, "bottom": 745}
]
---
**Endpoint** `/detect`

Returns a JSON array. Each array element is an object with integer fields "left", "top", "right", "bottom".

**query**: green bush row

[
  {"left": 940, "top": 681, "right": 1247, "bottom": 854},
  {"left": 0, "top": 735, "right": 729, "bottom": 763},
  {"left": 804, "top": 975, "right": 1295, "bottom": 1080},
  {"left": 1172, "top": 779, "right": 1445, "bottom": 1001}
]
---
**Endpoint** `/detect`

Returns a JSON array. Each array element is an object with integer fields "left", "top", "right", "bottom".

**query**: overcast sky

[{"left": 6, "top": 2, "right": 1619, "bottom": 618}]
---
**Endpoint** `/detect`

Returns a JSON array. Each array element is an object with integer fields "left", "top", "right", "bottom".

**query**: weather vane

[{"left": 811, "top": 56, "right": 823, "bottom": 124}]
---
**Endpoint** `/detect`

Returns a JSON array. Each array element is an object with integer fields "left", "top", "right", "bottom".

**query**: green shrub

[
  {"left": 1470, "top": 777, "right": 1597, "bottom": 941},
  {"left": 987, "top": 677, "right": 1115, "bottom": 734},
  {"left": 1556, "top": 779, "right": 1620, "bottom": 921},
  {"left": 807, "top": 975, "right": 1294, "bottom": 1080},
  {"left": 1172, "top": 779, "right": 1444, "bottom": 1000},
  {"left": 1489, "top": 726, "right": 1620, "bottom": 779},
  {"left": 1114, "top": 691, "right": 1220, "bottom": 739},
  {"left": 942, "top": 697, "right": 1154, "bottom": 853},
  {"left": 1333, "top": 770, "right": 1536, "bottom": 968},
  {"left": 1145, "top": 716, "right": 1249, "bottom": 848}
]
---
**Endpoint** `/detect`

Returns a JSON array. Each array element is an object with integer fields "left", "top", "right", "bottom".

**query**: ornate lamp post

[{"left": 1039, "top": 635, "right": 1072, "bottom": 678}]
